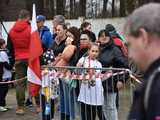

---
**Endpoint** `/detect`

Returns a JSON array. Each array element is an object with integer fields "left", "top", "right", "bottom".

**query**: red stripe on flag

[{"left": 28, "top": 30, "right": 43, "bottom": 96}]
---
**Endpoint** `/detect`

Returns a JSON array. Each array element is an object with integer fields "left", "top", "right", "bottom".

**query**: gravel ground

[{"left": 0, "top": 88, "right": 131, "bottom": 120}]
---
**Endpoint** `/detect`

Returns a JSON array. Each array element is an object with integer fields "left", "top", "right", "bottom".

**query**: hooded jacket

[
  {"left": 99, "top": 39, "right": 129, "bottom": 92},
  {"left": 39, "top": 26, "right": 53, "bottom": 51},
  {"left": 9, "top": 20, "right": 31, "bottom": 60}
]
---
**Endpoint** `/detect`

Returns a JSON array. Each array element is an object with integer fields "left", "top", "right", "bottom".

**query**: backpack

[
  {"left": 43, "top": 49, "right": 55, "bottom": 65},
  {"left": 113, "top": 37, "right": 128, "bottom": 57}
]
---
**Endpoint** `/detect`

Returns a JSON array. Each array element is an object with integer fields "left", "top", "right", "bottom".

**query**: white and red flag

[{"left": 27, "top": 4, "right": 43, "bottom": 96}]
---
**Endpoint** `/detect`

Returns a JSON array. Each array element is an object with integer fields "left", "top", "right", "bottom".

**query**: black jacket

[
  {"left": 0, "top": 62, "right": 3, "bottom": 81},
  {"left": 51, "top": 39, "right": 66, "bottom": 57},
  {"left": 128, "top": 58, "right": 160, "bottom": 120},
  {"left": 98, "top": 39, "right": 128, "bottom": 92}
]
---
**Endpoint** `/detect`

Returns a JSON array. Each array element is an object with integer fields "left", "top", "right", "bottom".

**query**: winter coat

[
  {"left": 9, "top": 20, "right": 31, "bottom": 60},
  {"left": 128, "top": 58, "right": 160, "bottom": 120},
  {"left": 39, "top": 26, "right": 53, "bottom": 51},
  {"left": 51, "top": 39, "right": 66, "bottom": 57},
  {"left": 98, "top": 39, "right": 128, "bottom": 92},
  {"left": 0, "top": 49, "right": 12, "bottom": 81}
]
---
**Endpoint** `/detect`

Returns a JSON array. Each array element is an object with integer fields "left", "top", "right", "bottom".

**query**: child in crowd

[
  {"left": 0, "top": 38, "right": 12, "bottom": 112},
  {"left": 41, "top": 49, "right": 56, "bottom": 120},
  {"left": 77, "top": 43, "right": 104, "bottom": 120}
]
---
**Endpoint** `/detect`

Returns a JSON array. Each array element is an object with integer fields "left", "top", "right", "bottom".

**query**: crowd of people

[{"left": 0, "top": 2, "right": 160, "bottom": 120}]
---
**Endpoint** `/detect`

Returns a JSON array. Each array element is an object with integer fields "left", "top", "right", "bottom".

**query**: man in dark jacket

[{"left": 124, "top": 3, "right": 160, "bottom": 120}]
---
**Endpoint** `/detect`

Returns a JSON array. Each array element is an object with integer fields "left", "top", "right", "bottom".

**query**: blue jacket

[{"left": 39, "top": 26, "right": 53, "bottom": 51}]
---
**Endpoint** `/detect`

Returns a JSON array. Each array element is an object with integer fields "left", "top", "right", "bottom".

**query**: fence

[{"left": 40, "top": 65, "right": 140, "bottom": 120}]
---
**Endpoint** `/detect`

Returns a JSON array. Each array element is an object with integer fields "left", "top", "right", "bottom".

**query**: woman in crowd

[
  {"left": 98, "top": 29, "right": 128, "bottom": 120},
  {"left": 53, "top": 25, "right": 80, "bottom": 120}
]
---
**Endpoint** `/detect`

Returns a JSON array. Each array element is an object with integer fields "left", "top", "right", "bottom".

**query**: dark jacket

[
  {"left": 128, "top": 58, "right": 160, "bottom": 120},
  {"left": 98, "top": 39, "right": 128, "bottom": 92},
  {"left": 51, "top": 39, "right": 66, "bottom": 57},
  {"left": 0, "top": 62, "right": 3, "bottom": 81}
]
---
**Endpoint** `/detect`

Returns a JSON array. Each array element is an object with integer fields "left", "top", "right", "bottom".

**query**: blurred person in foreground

[{"left": 124, "top": 3, "right": 160, "bottom": 120}]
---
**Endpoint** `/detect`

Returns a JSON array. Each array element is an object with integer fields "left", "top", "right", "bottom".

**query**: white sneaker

[{"left": 0, "top": 106, "right": 8, "bottom": 112}]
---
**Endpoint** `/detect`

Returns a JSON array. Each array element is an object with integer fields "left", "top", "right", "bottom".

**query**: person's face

[
  {"left": 65, "top": 31, "right": 74, "bottom": 45},
  {"left": 80, "top": 34, "right": 90, "bottom": 44},
  {"left": 66, "top": 31, "right": 74, "bottom": 40},
  {"left": 89, "top": 45, "right": 99, "bottom": 59},
  {"left": 37, "top": 21, "right": 44, "bottom": 29},
  {"left": 56, "top": 25, "right": 66, "bottom": 39},
  {"left": 85, "top": 24, "right": 92, "bottom": 31},
  {"left": 1, "top": 43, "right": 6, "bottom": 49},
  {"left": 98, "top": 32, "right": 110, "bottom": 45},
  {"left": 126, "top": 35, "right": 147, "bottom": 71}
]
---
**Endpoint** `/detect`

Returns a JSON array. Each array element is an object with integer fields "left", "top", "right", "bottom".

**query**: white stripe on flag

[{"left": 27, "top": 67, "right": 41, "bottom": 85}]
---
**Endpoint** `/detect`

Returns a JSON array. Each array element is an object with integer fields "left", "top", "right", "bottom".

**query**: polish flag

[{"left": 27, "top": 4, "right": 43, "bottom": 96}]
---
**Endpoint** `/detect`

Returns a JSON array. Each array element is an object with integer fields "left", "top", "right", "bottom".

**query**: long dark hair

[{"left": 67, "top": 26, "right": 80, "bottom": 46}]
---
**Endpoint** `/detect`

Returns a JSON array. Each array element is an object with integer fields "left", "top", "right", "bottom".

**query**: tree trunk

[
  {"left": 120, "top": 0, "right": 126, "bottom": 17},
  {"left": 126, "top": 0, "right": 135, "bottom": 14},
  {"left": 26, "top": 0, "right": 44, "bottom": 15},
  {"left": 102, "top": 0, "right": 108, "bottom": 17},
  {"left": 112, "top": 0, "right": 115, "bottom": 17},
  {"left": 56, "top": 0, "right": 65, "bottom": 15},
  {"left": 50, "top": 0, "right": 55, "bottom": 17},
  {"left": 70, "top": 0, "right": 74, "bottom": 18},
  {"left": 79, "top": 0, "right": 86, "bottom": 17}
]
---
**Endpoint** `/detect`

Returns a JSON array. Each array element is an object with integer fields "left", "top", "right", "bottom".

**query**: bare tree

[
  {"left": 102, "top": 0, "right": 108, "bottom": 17},
  {"left": 79, "top": 0, "right": 86, "bottom": 17},
  {"left": 50, "top": 0, "right": 55, "bottom": 17},
  {"left": 126, "top": 0, "right": 136, "bottom": 14},
  {"left": 120, "top": 0, "right": 126, "bottom": 17},
  {"left": 26, "top": 0, "right": 44, "bottom": 14},
  {"left": 112, "top": 0, "right": 115, "bottom": 17},
  {"left": 56, "top": 0, "right": 65, "bottom": 15},
  {"left": 70, "top": 0, "right": 74, "bottom": 18}
]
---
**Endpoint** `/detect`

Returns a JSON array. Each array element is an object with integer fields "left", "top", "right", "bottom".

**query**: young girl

[
  {"left": 77, "top": 43, "right": 104, "bottom": 120},
  {"left": 0, "top": 38, "right": 12, "bottom": 112}
]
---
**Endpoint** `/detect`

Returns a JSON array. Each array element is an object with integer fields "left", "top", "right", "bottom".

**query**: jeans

[
  {"left": 59, "top": 80, "right": 76, "bottom": 120},
  {"left": 103, "top": 93, "right": 118, "bottom": 120}
]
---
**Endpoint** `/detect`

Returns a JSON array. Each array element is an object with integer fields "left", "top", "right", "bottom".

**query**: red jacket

[{"left": 9, "top": 20, "right": 31, "bottom": 60}]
